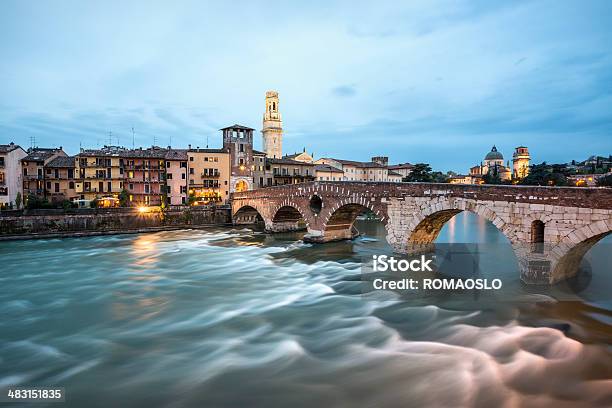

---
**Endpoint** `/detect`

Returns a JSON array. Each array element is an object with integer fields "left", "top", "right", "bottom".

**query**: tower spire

[{"left": 262, "top": 90, "right": 283, "bottom": 159}]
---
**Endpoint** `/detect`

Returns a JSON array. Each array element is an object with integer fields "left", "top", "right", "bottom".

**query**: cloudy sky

[{"left": 1, "top": 0, "right": 611, "bottom": 172}]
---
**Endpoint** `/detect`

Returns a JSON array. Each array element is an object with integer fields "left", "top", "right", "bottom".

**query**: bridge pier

[
  {"left": 303, "top": 225, "right": 359, "bottom": 243},
  {"left": 266, "top": 221, "right": 307, "bottom": 233}
]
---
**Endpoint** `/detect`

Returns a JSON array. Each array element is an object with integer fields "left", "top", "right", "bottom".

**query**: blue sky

[{"left": 1, "top": 0, "right": 611, "bottom": 172}]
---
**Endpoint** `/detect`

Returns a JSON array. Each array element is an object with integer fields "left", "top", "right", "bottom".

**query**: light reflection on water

[{"left": 0, "top": 213, "right": 610, "bottom": 407}]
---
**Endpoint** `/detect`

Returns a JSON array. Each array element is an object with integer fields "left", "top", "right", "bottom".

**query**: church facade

[{"left": 450, "top": 145, "right": 531, "bottom": 185}]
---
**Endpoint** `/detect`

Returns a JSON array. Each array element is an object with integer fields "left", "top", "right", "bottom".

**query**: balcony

[
  {"left": 24, "top": 174, "right": 43, "bottom": 180},
  {"left": 201, "top": 171, "right": 220, "bottom": 178}
]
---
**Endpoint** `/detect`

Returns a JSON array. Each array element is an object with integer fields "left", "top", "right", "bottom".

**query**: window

[
  {"left": 167, "top": 173, "right": 173, "bottom": 179},
  {"left": 167, "top": 186, "right": 171, "bottom": 193},
  {"left": 214, "top": 157, "right": 218, "bottom": 162},
  {"left": 54, "top": 183, "right": 59, "bottom": 192},
  {"left": 181, "top": 173, "right": 185, "bottom": 179},
  {"left": 239, "top": 144, "right": 244, "bottom": 153},
  {"left": 189, "top": 156, "right": 194, "bottom": 161},
  {"left": 54, "top": 169, "right": 59, "bottom": 178},
  {"left": 189, "top": 168, "right": 194, "bottom": 174},
  {"left": 69, "top": 181, "right": 74, "bottom": 189},
  {"left": 144, "top": 184, "right": 150, "bottom": 193},
  {"left": 46, "top": 181, "right": 51, "bottom": 189},
  {"left": 68, "top": 169, "right": 74, "bottom": 178},
  {"left": 107, "top": 182, "right": 111, "bottom": 192},
  {"left": 180, "top": 162, "right": 187, "bottom": 168},
  {"left": 166, "top": 161, "right": 170, "bottom": 168},
  {"left": 531, "top": 220, "right": 545, "bottom": 253}
]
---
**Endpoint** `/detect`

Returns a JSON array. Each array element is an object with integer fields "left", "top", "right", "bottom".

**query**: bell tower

[{"left": 262, "top": 90, "right": 283, "bottom": 159}]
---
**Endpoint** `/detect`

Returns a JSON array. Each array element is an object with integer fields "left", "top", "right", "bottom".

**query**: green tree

[
  {"left": 521, "top": 162, "right": 568, "bottom": 186},
  {"left": 188, "top": 191, "right": 197, "bottom": 205},
  {"left": 118, "top": 189, "right": 130, "bottom": 207},
  {"left": 403, "top": 163, "right": 433, "bottom": 182},
  {"left": 15, "top": 192, "right": 22, "bottom": 209},
  {"left": 483, "top": 167, "right": 502, "bottom": 185}
]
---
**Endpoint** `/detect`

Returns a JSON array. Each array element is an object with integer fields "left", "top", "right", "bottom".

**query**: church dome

[{"left": 485, "top": 145, "right": 503, "bottom": 161}]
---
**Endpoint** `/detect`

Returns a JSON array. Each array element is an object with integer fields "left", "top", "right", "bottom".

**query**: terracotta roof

[
  {"left": 123, "top": 147, "right": 168, "bottom": 159},
  {"left": 23, "top": 148, "right": 64, "bottom": 162},
  {"left": 77, "top": 146, "right": 128, "bottom": 157},
  {"left": 46, "top": 156, "right": 75, "bottom": 168},
  {"left": 315, "top": 164, "right": 343, "bottom": 173},
  {"left": 164, "top": 149, "right": 188, "bottom": 160},
  {"left": 388, "top": 163, "right": 414, "bottom": 170},
  {"left": 219, "top": 124, "right": 255, "bottom": 131},
  {"left": 267, "top": 158, "right": 315, "bottom": 166},
  {"left": 252, "top": 149, "right": 266, "bottom": 156},
  {"left": 0, "top": 143, "right": 23, "bottom": 153},
  {"left": 188, "top": 148, "right": 229, "bottom": 154},
  {"left": 336, "top": 159, "right": 385, "bottom": 168}
]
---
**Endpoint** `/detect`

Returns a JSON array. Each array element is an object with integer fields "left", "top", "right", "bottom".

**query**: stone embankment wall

[{"left": 0, "top": 206, "right": 231, "bottom": 238}]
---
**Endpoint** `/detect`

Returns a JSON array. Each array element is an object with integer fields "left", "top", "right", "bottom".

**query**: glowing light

[
  {"left": 138, "top": 206, "right": 149, "bottom": 213},
  {"left": 239, "top": 165, "right": 246, "bottom": 171}
]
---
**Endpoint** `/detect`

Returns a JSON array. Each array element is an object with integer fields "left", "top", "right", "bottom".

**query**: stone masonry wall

[{"left": 0, "top": 207, "right": 231, "bottom": 236}]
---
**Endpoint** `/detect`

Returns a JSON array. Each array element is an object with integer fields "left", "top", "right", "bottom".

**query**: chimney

[{"left": 188, "top": 144, "right": 192, "bottom": 150}]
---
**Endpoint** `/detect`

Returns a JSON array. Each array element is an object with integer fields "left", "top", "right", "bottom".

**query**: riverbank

[{"left": 0, "top": 206, "right": 232, "bottom": 239}]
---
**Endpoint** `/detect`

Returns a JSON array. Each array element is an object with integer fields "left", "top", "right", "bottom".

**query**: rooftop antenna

[
  {"left": 206, "top": 134, "right": 209, "bottom": 149},
  {"left": 131, "top": 127, "right": 135, "bottom": 149},
  {"left": 29, "top": 135, "right": 36, "bottom": 149},
  {"left": 169, "top": 134, "right": 172, "bottom": 147},
  {"left": 153, "top": 134, "right": 157, "bottom": 147},
  {"left": 108, "top": 130, "right": 113, "bottom": 146}
]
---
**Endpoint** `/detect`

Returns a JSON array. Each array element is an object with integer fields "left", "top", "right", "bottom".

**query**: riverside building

[
  {"left": 0, "top": 142, "right": 27, "bottom": 208},
  {"left": 22, "top": 147, "right": 68, "bottom": 200},
  {"left": 45, "top": 155, "right": 77, "bottom": 202},
  {"left": 75, "top": 146, "right": 126, "bottom": 202},
  {"left": 123, "top": 147, "right": 169, "bottom": 206},
  {"left": 187, "top": 147, "right": 231, "bottom": 204}
]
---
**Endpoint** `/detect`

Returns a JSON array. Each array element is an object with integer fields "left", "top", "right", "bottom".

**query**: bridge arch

[
  {"left": 316, "top": 198, "right": 387, "bottom": 242},
  {"left": 269, "top": 201, "right": 311, "bottom": 232},
  {"left": 233, "top": 204, "right": 267, "bottom": 227},
  {"left": 549, "top": 220, "right": 612, "bottom": 283},
  {"left": 402, "top": 199, "right": 516, "bottom": 248}
]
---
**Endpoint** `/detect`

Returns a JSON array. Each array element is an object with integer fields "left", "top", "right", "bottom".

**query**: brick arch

[
  {"left": 232, "top": 201, "right": 271, "bottom": 226},
  {"left": 270, "top": 199, "right": 313, "bottom": 228},
  {"left": 321, "top": 197, "right": 387, "bottom": 228},
  {"left": 405, "top": 199, "right": 517, "bottom": 245},
  {"left": 312, "top": 197, "right": 388, "bottom": 242}
]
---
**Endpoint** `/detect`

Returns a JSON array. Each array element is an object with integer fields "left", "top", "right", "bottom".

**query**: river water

[{"left": 1, "top": 213, "right": 611, "bottom": 407}]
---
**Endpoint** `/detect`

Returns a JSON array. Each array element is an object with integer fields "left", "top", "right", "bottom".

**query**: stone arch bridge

[{"left": 231, "top": 182, "right": 612, "bottom": 284}]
